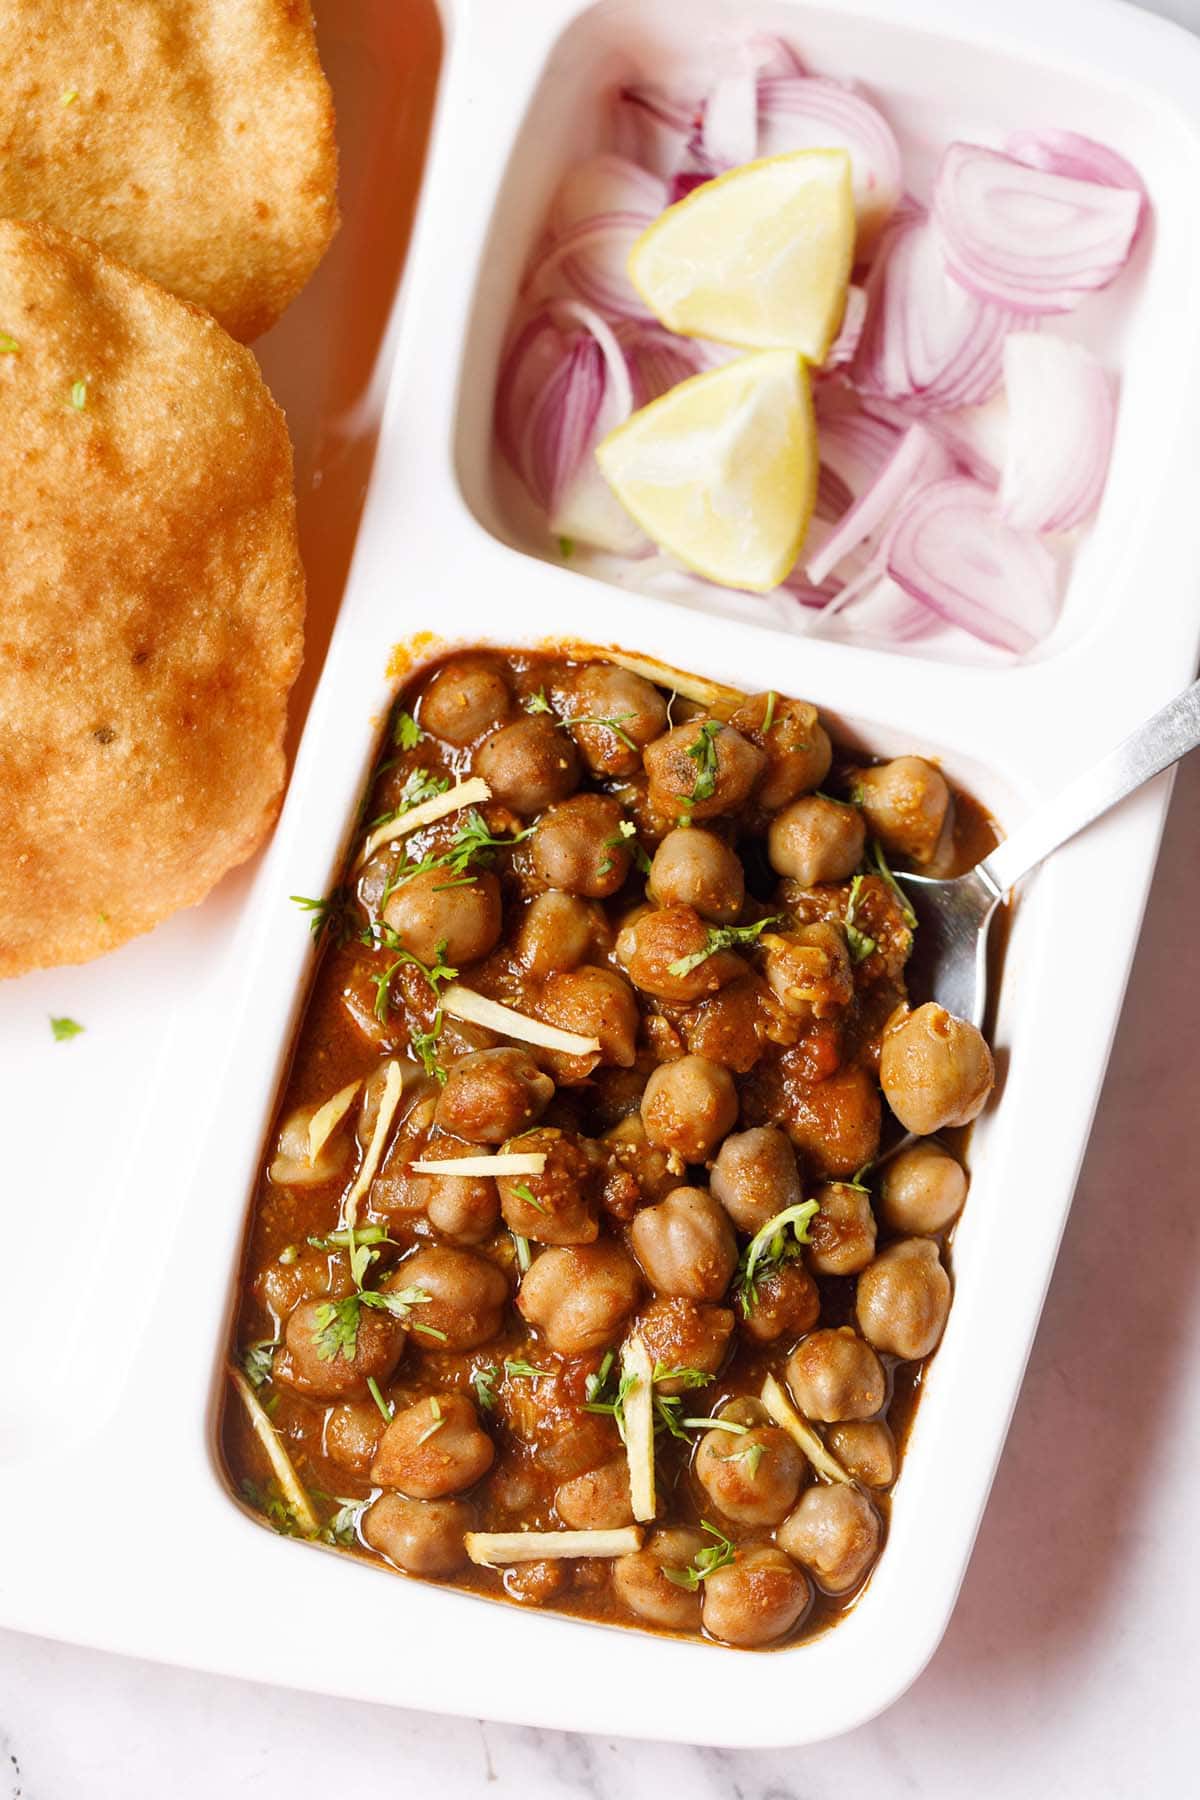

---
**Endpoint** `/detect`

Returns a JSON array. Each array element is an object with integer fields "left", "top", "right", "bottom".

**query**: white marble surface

[{"left": 6, "top": 2, "right": 1200, "bottom": 1792}]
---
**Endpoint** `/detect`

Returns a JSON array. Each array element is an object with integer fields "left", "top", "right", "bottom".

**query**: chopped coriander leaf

[
  {"left": 369, "top": 937, "right": 457, "bottom": 1025},
  {"left": 0, "top": 333, "right": 18, "bottom": 353},
  {"left": 503, "top": 1358, "right": 552, "bottom": 1381},
  {"left": 291, "top": 889, "right": 356, "bottom": 945},
  {"left": 511, "top": 1232, "right": 532, "bottom": 1274},
  {"left": 511, "top": 1181, "right": 548, "bottom": 1215},
  {"left": 240, "top": 1477, "right": 308, "bottom": 1539},
  {"left": 666, "top": 915, "right": 780, "bottom": 979},
  {"left": 654, "top": 1394, "right": 688, "bottom": 1440},
  {"left": 651, "top": 1363, "right": 714, "bottom": 1390},
  {"left": 320, "top": 1499, "right": 362, "bottom": 1546},
  {"left": 844, "top": 875, "right": 878, "bottom": 964},
  {"left": 313, "top": 1285, "right": 434, "bottom": 1362},
  {"left": 391, "top": 707, "right": 424, "bottom": 750},
  {"left": 735, "top": 1199, "right": 822, "bottom": 1315},
  {"left": 846, "top": 1162, "right": 874, "bottom": 1194},
  {"left": 366, "top": 1376, "right": 394, "bottom": 1423},
  {"left": 762, "top": 691, "right": 778, "bottom": 734},
  {"left": 70, "top": 379, "right": 87, "bottom": 410},
  {"left": 410, "top": 1320, "right": 449, "bottom": 1342},
  {"left": 661, "top": 1520, "right": 737, "bottom": 1590},
  {"left": 278, "top": 1243, "right": 300, "bottom": 1266},
  {"left": 241, "top": 1340, "right": 278, "bottom": 1390},
  {"left": 409, "top": 1011, "right": 449, "bottom": 1084},
  {"left": 685, "top": 719, "right": 723, "bottom": 804},
  {"left": 520, "top": 687, "right": 638, "bottom": 751},
  {"left": 367, "top": 767, "right": 450, "bottom": 832},
  {"left": 523, "top": 689, "right": 553, "bottom": 715},
  {"left": 869, "top": 839, "right": 918, "bottom": 929},
  {"left": 585, "top": 1349, "right": 615, "bottom": 1403},
  {"left": 473, "top": 1364, "right": 499, "bottom": 1412},
  {"left": 417, "top": 1398, "right": 445, "bottom": 1443},
  {"left": 307, "top": 1224, "right": 391, "bottom": 1252},
  {"left": 723, "top": 1440, "right": 765, "bottom": 1478},
  {"left": 49, "top": 1015, "right": 84, "bottom": 1042}
]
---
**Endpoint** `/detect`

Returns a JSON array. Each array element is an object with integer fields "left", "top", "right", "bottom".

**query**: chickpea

[
  {"left": 555, "top": 1456, "right": 634, "bottom": 1530},
  {"left": 613, "top": 1528, "right": 708, "bottom": 1630},
  {"left": 879, "top": 1004, "right": 995, "bottom": 1134},
  {"left": 634, "top": 1296, "right": 732, "bottom": 1395},
  {"left": 826, "top": 1420, "right": 897, "bottom": 1489},
  {"left": 434, "top": 1047, "right": 554, "bottom": 1145},
  {"left": 762, "top": 921, "right": 853, "bottom": 1021},
  {"left": 323, "top": 1399, "right": 387, "bottom": 1477},
  {"left": 767, "top": 795, "right": 865, "bottom": 886},
  {"left": 501, "top": 1378, "right": 620, "bottom": 1480},
  {"left": 599, "top": 1114, "right": 676, "bottom": 1221},
  {"left": 517, "top": 1242, "right": 641, "bottom": 1354},
  {"left": 630, "top": 1185, "right": 737, "bottom": 1302},
  {"left": 616, "top": 903, "right": 745, "bottom": 1005},
  {"left": 269, "top": 1100, "right": 353, "bottom": 1186},
  {"left": 361, "top": 1493, "right": 473, "bottom": 1576},
  {"left": 786, "top": 1328, "right": 885, "bottom": 1422},
  {"left": 497, "top": 1128, "right": 598, "bottom": 1245},
  {"left": 531, "top": 793, "right": 631, "bottom": 897},
  {"left": 778, "top": 1486, "right": 881, "bottom": 1595},
  {"left": 516, "top": 891, "right": 605, "bottom": 979},
  {"left": 277, "top": 1296, "right": 406, "bottom": 1402},
  {"left": 388, "top": 1134, "right": 499, "bottom": 1243},
  {"left": 701, "top": 1547, "right": 810, "bottom": 1647},
  {"left": 475, "top": 715, "right": 579, "bottom": 812},
  {"left": 711, "top": 1125, "right": 803, "bottom": 1233},
  {"left": 852, "top": 757, "right": 950, "bottom": 866},
  {"left": 503, "top": 1559, "right": 569, "bottom": 1607},
  {"left": 695, "top": 1402, "right": 806, "bottom": 1526},
  {"left": 640, "top": 1056, "right": 738, "bottom": 1165},
  {"left": 382, "top": 867, "right": 502, "bottom": 966},
  {"left": 371, "top": 1392, "right": 494, "bottom": 1498},
  {"left": 879, "top": 1140, "right": 967, "bottom": 1235},
  {"left": 730, "top": 693, "right": 833, "bottom": 810},
  {"left": 643, "top": 716, "right": 765, "bottom": 821},
  {"left": 389, "top": 1248, "right": 508, "bottom": 1351},
  {"left": 781, "top": 1064, "right": 881, "bottom": 1179},
  {"left": 857, "top": 1237, "right": 951, "bottom": 1360},
  {"left": 740, "top": 1262, "right": 821, "bottom": 1344},
  {"left": 419, "top": 657, "right": 511, "bottom": 746},
  {"left": 648, "top": 828, "right": 744, "bottom": 923},
  {"left": 255, "top": 1245, "right": 350, "bottom": 1327},
  {"left": 807, "top": 1180, "right": 877, "bottom": 1277},
  {"left": 565, "top": 664, "right": 669, "bottom": 777},
  {"left": 540, "top": 966, "right": 639, "bottom": 1076}
]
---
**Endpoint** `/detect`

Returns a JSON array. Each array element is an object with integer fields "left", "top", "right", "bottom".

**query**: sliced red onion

[
  {"left": 932, "top": 141, "right": 1141, "bottom": 314},
  {"left": 806, "top": 422, "right": 957, "bottom": 585},
  {"left": 615, "top": 321, "right": 712, "bottom": 406},
  {"left": 495, "top": 302, "right": 642, "bottom": 554},
  {"left": 702, "top": 66, "right": 758, "bottom": 169},
  {"left": 525, "top": 213, "right": 654, "bottom": 320},
  {"left": 857, "top": 393, "right": 1003, "bottom": 484},
  {"left": 853, "top": 219, "right": 1018, "bottom": 411},
  {"left": 886, "top": 477, "right": 1059, "bottom": 653},
  {"left": 820, "top": 284, "right": 867, "bottom": 372},
  {"left": 815, "top": 402, "right": 902, "bottom": 500},
  {"left": 613, "top": 83, "right": 698, "bottom": 179},
  {"left": 840, "top": 575, "right": 938, "bottom": 643},
  {"left": 1006, "top": 129, "right": 1147, "bottom": 228},
  {"left": 743, "top": 34, "right": 808, "bottom": 79},
  {"left": 756, "top": 77, "right": 902, "bottom": 252},
  {"left": 551, "top": 154, "right": 668, "bottom": 234},
  {"left": 1000, "top": 333, "right": 1115, "bottom": 533}
]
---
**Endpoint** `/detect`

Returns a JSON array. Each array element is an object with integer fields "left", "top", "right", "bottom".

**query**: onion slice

[
  {"left": 886, "top": 477, "right": 1060, "bottom": 653},
  {"left": 853, "top": 218, "right": 1017, "bottom": 412},
  {"left": 613, "top": 83, "right": 697, "bottom": 180},
  {"left": 756, "top": 76, "right": 902, "bottom": 253},
  {"left": 932, "top": 141, "right": 1141, "bottom": 315},
  {"left": 1006, "top": 128, "right": 1147, "bottom": 227},
  {"left": 551, "top": 154, "right": 668, "bottom": 235},
  {"left": 806, "top": 422, "right": 956, "bottom": 585},
  {"left": 465, "top": 1527, "right": 642, "bottom": 1566},
  {"left": 441, "top": 985, "right": 601, "bottom": 1056},
  {"left": 1000, "top": 333, "right": 1115, "bottom": 533}
]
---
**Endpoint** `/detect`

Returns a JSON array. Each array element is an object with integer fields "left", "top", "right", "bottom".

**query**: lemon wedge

[
  {"left": 595, "top": 349, "right": 817, "bottom": 592},
  {"left": 628, "top": 150, "right": 855, "bottom": 360}
]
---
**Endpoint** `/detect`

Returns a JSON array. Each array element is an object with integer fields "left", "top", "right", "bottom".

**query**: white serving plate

[{"left": 2, "top": 0, "right": 1200, "bottom": 1751}]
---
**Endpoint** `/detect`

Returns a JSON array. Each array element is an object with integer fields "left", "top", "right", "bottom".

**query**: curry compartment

[{"left": 219, "top": 644, "right": 1002, "bottom": 1652}]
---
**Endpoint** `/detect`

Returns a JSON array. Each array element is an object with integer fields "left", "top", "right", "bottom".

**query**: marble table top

[{"left": 4, "top": 3, "right": 1199, "bottom": 1792}]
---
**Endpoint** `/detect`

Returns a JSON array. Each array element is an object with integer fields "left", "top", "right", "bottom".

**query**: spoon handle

[{"left": 981, "top": 676, "right": 1200, "bottom": 895}]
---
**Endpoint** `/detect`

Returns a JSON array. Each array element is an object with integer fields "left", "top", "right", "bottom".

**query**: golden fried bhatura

[
  {"left": 0, "top": 0, "right": 338, "bottom": 340},
  {"left": 0, "top": 220, "right": 305, "bottom": 978}
]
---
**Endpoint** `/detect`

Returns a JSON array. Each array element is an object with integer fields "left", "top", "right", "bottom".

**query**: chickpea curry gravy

[{"left": 223, "top": 649, "right": 999, "bottom": 1650}]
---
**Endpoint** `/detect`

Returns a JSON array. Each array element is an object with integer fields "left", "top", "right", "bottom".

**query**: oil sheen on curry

[{"left": 222, "top": 647, "right": 998, "bottom": 1651}]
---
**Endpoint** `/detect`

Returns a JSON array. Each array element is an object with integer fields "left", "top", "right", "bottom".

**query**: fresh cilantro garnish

[
  {"left": 291, "top": 889, "right": 356, "bottom": 945},
  {"left": 723, "top": 1440, "right": 765, "bottom": 1478},
  {"left": 320, "top": 1499, "right": 362, "bottom": 1546},
  {"left": 666, "top": 915, "right": 780, "bottom": 979},
  {"left": 49, "top": 1015, "right": 84, "bottom": 1042},
  {"left": 684, "top": 720, "right": 723, "bottom": 804},
  {"left": 511, "top": 1181, "right": 547, "bottom": 1215},
  {"left": 381, "top": 809, "right": 533, "bottom": 903},
  {"left": 651, "top": 1364, "right": 714, "bottom": 1390},
  {"left": 313, "top": 1283, "right": 436, "bottom": 1363},
  {"left": 504, "top": 1358, "right": 552, "bottom": 1381},
  {"left": 762, "top": 691, "right": 778, "bottom": 734},
  {"left": 366, "top": 1375, "right": 394, "bottom": 1423},
  {"left": 417, "top": 1397, "right": 445, "bottom": 1443},
  {"left": 523, "top": 689, "right": 554, "bottom": 715},
  {"left": 843, "top": 873, "right": 878, "bottom": 964},
  {"left": 240, "top": 1477, "right": 308, "bottom": 1539},
  {"left": 366, "top": 767, "right": 450, "bottom": 832},
  {"left": 869, "top": 839, "right": 917, "bottom": 929},
  {"left": 241, "top": 1340, "right": 278, "bottom": 1390},
  {"left": 391, "top": 707, "right": 424, "bottom": 751},
  {"left": 511, "top": 1232, "right": 532, "bottom": 1274},
  {"left": 473, "top": 1364, "right": 499, "bottom": 1412},
  {"left": 307, "top": 1223, "right": 392, "bottom": 1253},
  {"left": 521, "top": 688, "right": 638, "bottom": 751},
  {"left": 582, "top": 1365, "right": 640, "bottom": 1443},
  {"left": 367, "top": 933, "right": 457, "bottom": 1026},
  {"left": 661, "top": 1520, "right": 737, "bottom": 1590},
  {"left": 585, "top": 1349, "right": 615, "bottom": 1403},
  {"left": 735, "top": 1199, "right": 822, "bottom": 1315}
]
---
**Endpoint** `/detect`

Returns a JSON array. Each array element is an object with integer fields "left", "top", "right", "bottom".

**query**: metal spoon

[{"left": 895, "top": 677, "right": 1200, "bottom": 1029}]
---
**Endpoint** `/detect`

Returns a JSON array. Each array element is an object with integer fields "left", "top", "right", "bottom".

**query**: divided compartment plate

[{"left": 2, "top": 0, "right": 1200, "bottom": 1750}]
